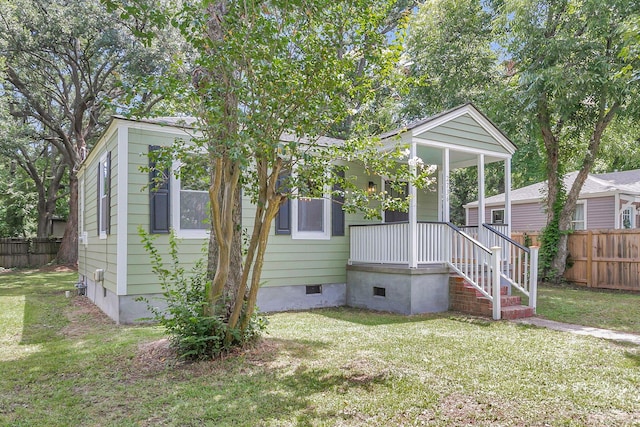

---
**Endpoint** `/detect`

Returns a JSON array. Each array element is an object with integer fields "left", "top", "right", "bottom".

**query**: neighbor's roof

[{"left": 465, "top": 169, "right": 640, "bottom": 207}]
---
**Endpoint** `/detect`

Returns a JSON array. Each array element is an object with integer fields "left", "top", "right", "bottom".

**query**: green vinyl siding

[
  {"left": 77, "top": 130, "right": 119, "bottom": 294},
  {"left": 250, "top": 163, "right": 379, "bottom": 288},
  {"left": 417, "top": 114, "right": 510, "bottom": 155},
  {"left": 126, "top": 127, "right": 206, "bottom": 294},
  {"left": 79, "top": 119, "right": 447, "bottom": 297}
]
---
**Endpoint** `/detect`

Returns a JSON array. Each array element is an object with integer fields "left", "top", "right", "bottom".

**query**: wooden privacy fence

[
  {"left": 0, "top": 238, "right": 62, "bottom": 268},
  {"left": 512, "top": 230, "right": 640, "bottom": 292}
]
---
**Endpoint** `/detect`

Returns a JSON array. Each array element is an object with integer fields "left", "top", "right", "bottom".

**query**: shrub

[{"left": 138, "top": 228, "right": 267, "bottom": 360}]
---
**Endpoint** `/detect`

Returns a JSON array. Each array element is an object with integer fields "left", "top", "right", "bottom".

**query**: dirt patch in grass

[
  {"left": 39, "top": 264, "right": 77, "bottom": 273},
  {"left": 133, "top": 338, "right": 176, "bottom": 373},
  {"left": 60, "top": 296, "right": 115, "bottom": 338}
]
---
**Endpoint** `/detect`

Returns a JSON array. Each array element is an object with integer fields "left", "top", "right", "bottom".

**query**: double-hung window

[
  {"left": 98, "top": 152, "right": 111, "bottom": 238},
  {"left": 291, "top": 176, "right": 331, "bottom": 240},
  {"left": 571, "top": 201, "right": 586, "bottom": 230},
  {"left": 171, "top": 154, "right": 210, "bottom": 238},
  {"left": 622, "top": 206, "right": 635, "bottom": 229}
]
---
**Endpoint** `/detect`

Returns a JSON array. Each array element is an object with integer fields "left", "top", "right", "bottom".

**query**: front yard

[{"left": 1, "top": 270, "right": 639, "bottom": 426}]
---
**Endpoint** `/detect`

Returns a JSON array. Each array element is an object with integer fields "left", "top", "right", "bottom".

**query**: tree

[
  {"left": 404, "top": 0, "right": 512, "bottom": 224},
  {"left": 118, "top": 0, "right": 429, "bottom": 355},
  {"left": 495, "top": 0, "right": 640, "bottom": 279},
  {"left": 0, "top": 104, "right": 67, "bottom": 237},
  {"left": 0, "top": 0, "right": 180, "bottom": 263},
  {"left": 404, "top": 0, "right": 499, "bottom": 121}
]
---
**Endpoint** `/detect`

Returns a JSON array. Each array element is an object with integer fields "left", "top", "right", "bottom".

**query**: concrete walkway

[{"left": 514, "top": 317, "right": 640, "bottom": 346}]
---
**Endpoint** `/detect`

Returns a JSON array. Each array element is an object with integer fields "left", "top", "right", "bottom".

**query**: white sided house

[
  {"left": 77, "top": 103, "right": 537, "bottom": 324},
  {"left": 464, "top": 169, "right": 640, "bottom": 232}
]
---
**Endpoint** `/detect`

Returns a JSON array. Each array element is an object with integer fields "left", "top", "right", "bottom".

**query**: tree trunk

[
  {"left": 207, "top": 187, "right": 243, "bottom": 317},
  {"left": 57, "top": 173, "right": 78, "bottom": 265}
]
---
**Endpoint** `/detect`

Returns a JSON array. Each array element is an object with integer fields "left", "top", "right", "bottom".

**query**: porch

[
  {"left": 347, "top": 222, "right": 538, "bottom": 320},
  {"left": 344, "top": 104, "right": 538, "bottom": 319}
]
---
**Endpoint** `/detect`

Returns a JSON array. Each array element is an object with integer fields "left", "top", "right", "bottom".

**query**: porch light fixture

[{"left": 368, "top": 181, "right": 377, "bottom": 194}]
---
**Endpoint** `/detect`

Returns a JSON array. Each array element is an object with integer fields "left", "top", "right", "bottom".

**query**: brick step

[
  {"left": 500, "top": 305, "right": 535, "bottom": 320},
  {"left": 449, "top": 275, "right": 535, "bottom": 319}
]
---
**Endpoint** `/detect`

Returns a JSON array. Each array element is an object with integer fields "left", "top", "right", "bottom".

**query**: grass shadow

[
  {"left": 0, "top": 270, "right": 77, "bottom": 345},
  {"left": 313, "top": 306, "right": 447, "bottom": 326}
]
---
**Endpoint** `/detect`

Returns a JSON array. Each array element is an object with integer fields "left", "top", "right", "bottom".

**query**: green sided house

[{"left": 77, "top": 103, "right": 538, "bottom": 324}]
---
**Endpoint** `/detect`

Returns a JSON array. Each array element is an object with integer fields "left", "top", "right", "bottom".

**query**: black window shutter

[
  {"left": 149, "top": 145, "right": 171, "bottom": 233},
  {"left": 106, "top": 151, "right": 112, "bottom": 235},
  {"left": 332, "top": 169, "right": 345, "bottom": 236},
  {"left": 275, "top": 172, "right": 290, "bottom": 235}
]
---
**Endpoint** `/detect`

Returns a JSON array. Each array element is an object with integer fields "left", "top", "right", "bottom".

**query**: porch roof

[{"left": 380, "top": 103, "right": 516, "bottom": 169}]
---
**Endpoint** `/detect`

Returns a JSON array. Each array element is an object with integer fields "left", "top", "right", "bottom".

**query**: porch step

[
  {"left": 500, "top": 305, "right": 535, "bottom": 320},
  {"left": 449, "top": 276, "right": 535, "bottom": 320}
]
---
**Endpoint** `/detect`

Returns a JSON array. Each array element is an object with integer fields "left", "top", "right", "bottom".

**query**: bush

[{"left": 138, "top": 228, "right": 267, "bottom": 360}]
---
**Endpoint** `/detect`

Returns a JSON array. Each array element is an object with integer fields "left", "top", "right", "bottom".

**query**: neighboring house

[
  {"left": 77, "top": 103, "right": 536, "bottom": 323},
  {"left": 464, "top": 170, "right": 640, "bottom": 231}
]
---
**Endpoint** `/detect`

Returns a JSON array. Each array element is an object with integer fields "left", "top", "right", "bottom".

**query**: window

[
  {"left": 571, "top": 202, "right": 586, "bottom": 230},
  {"left": 171, "top": 154, "right": 210, "bottom": 237},
  {"left": 384, "top": 180, "right": 408, "bottom": 223},
  {"left": 491, "top": 209, "right": 505, "bottom": 224},
  {"left": 622, "top": 207, "right": 635, "bottom": 229},
  {"left": 97, "top": 152, "right": 111, "bottom": 238},
  {"left": 291, "top": 178, "right": 330, "bottom": 240}
]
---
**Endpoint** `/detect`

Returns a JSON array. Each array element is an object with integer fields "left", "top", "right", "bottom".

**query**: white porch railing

[
  {"left": 350, "top": 222, "right": 504, "bottom": 319},
  {"left": 349, "top": 222, "right": 409, "bottom": 264},
  {"left": 482, "top": 224, "right": 538, "bottom": 311}
]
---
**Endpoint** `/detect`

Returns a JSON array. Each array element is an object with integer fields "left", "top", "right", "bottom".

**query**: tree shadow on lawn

[
  {"left": 0, "top": 270, "right": 77, "bottom": 346},
  {"left": 151, "top": 338, "right": 391, "bottom": 426},
  {"left": 314, "top": 306, "right": 450, "bottom": 326}
]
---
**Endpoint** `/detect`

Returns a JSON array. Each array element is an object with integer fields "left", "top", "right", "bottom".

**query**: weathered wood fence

[
  {"left": 0, "top": 238, "right": 62, "bottom": 268},
  {"left": 512, "top": 230, "right": 640, "bottom": 292}
]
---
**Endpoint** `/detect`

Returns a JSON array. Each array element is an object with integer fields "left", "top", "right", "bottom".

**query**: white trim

[
  {"left": 571, "top": 200, "right": 587, "bottom": 230},
  {"left": 291, "top": 196, "right": 331, "bottom": 240},
  {"left": 621, "top": 206, "right": 636, "bottom": 229},
  {"left": 98, "top": 152, "right": 108, "bottom": 240},
  {"left": 170, "top": 160, "right": 211, "bottom": 240},
  {"left": 408, "top": 140, "right": 418, "bottom": 268},
  {"left": 116, "top": 124, "right": 128, "bottom": 296},
  {"left": 412, "top": 137, "right": 512, "bottom": 159},
  {"left": 478, "top": 154, "right": 485, "bottom": 225},
  {"left": 442, "top": 148, "right": 450, "bottom": 222},
  {"left": 490, "top": 208, "right": 505, "bottom": 224},
  {"left": 504, "top": 158, "right": 512, "bottom": 237},
  {"left": 125, "top": 120, "right": 200, "bottom": 137},
  {"left": 614, "top": 192, "right": 620, "bottom": 229}
]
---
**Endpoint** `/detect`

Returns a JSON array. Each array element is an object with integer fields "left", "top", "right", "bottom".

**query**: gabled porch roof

[{"left": 380, "top": 103, "right": 516, "bottom": 169}]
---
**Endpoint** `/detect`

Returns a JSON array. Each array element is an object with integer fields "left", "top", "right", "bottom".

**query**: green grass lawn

[
  {"left": 1, "top": 270, "right": 639, "bottom": 426},
  {"left": 536, "top": 283, "right": 640, "bottom": 334}
]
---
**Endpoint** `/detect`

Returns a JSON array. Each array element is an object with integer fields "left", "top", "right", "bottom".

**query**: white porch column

[
  {"left": 505, "top": 158, "right": 512, "bottom": 237},
  {"left": 477, "top": 154, "right": 485, "bottom": 246},
  {"left": 442, "top": 148, "right": 450, "bottom": 223},
  {"left": 408, "top": 140, "right": 418, "bottom": 268},
  {"left": 477, "top": 154, "right": 485, "bottom": 227}
]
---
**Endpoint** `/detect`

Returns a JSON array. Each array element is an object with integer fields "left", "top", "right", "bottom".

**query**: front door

[{"left": 384, "top": 180, "right": 408, "bottom": 223}]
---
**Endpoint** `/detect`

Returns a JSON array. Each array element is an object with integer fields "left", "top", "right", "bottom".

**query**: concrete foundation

[
  {"left": 84, "top": 265, "right": 452, "bottom": 322},
  {"left": 256, "top": 283, "right": 346, "bottom": 312},
  {"left": 346, "top": 264, "right": 450, "bottom": 315},
  {"left": 84, "top": 277, "right": 166, "bottom": 324}
]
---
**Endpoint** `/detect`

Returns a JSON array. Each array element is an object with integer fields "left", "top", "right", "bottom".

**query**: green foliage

[
  {"left": 404, "top": 0, "right": 499, "bottom": 120},
  {"left": 138, "top": 228, "right": 267, "bottom": 359},
  {"left": 538, "top": 180, "right": 567, "bottom": 282}
]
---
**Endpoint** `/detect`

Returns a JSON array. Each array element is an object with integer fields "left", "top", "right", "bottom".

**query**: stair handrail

[
  {"left": 482, "top": 224, "right": 538, "bottom": 312},
  {"left": 445, "top": 222, "right": 502, "bottom": 319}
]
